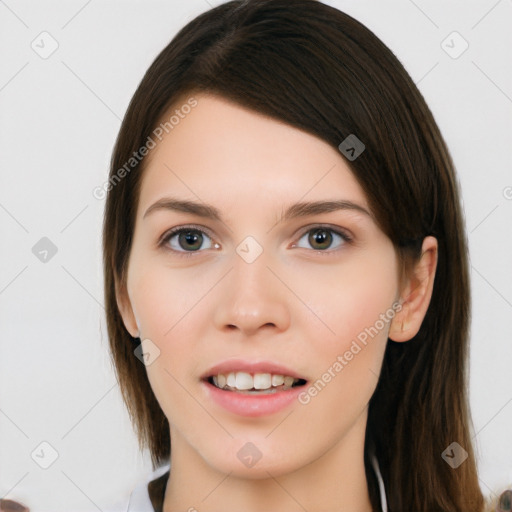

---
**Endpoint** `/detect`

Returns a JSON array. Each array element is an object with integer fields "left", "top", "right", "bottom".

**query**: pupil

[
  {"left": 309, "top": 228, "right": 331, "bottom": 249},
  {"left": 180, "top": 230, "right": 202, "bottom": 251}
]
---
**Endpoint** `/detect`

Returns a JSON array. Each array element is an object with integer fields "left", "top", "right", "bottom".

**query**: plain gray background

[{"left": 1, "top": 0, "right": 511, "bottom": 510}]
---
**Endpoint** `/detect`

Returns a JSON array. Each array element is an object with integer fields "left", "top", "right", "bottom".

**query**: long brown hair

[{"left": 102, "top": 1, "right": 487, "bottom": 510}]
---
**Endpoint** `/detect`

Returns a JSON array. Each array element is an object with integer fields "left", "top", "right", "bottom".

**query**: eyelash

[{"left": 158, "top": 223, "right": 353, "bottom": 258}]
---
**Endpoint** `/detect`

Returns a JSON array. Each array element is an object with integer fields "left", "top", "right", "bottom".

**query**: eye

[
  {"left": 159, "top": 224, "right": 352, "bottom": 257},
  {"left": 293, "top": 226, "right": 352, "bottom": 252},
  {"left": 159, "top": 225, "right": 216, "bottom": 255}
]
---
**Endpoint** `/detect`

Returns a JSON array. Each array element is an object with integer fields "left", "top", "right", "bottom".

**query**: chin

[
  {"left": 211, "top": 456, "right": 298, "bottom": 480},
  {"left": 198, "top": 439, "right": 303, "bottom": 479}
]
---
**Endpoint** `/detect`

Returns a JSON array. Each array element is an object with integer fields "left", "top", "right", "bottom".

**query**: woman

[{"left": 99, "top": 1, "right": 503, "bottom": 510}]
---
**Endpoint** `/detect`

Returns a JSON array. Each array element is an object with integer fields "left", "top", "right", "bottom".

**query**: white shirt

[{"left": 108, "top": 454, "right": 388, "bottom": 511}]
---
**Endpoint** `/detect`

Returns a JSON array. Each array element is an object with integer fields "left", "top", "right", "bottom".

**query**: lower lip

[{"left": 203, "top": 380, "right": 305, "bottom": 417}]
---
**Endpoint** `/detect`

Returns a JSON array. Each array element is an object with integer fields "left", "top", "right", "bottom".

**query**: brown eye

[
  {"left": 161, "top": 227, "right": 214, "bottom": 253},
  {"left": 177, "top": 230, "right": 203, "bottom": 251},
  {"left": 308, "top": 228, "right": 333, "bottom": 250},
  {"left": 295, "top": 226, "right": 350, "bottom": 251}
]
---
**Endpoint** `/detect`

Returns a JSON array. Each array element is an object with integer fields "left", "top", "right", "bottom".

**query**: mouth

[
  {"left": 205, "top": 372, "right": 308, "bottom": 395},
  {"left": 201, "top": 361, "right": 309, "bottom": 417}
]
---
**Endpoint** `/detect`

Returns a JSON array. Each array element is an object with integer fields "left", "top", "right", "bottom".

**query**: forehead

[{"left": 138, "top": 93, "right": 368, "bottom": 214}]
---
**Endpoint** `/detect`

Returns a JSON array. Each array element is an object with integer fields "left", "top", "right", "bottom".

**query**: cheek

[
  {"left": 129, "top": 260, "right": 211, "bottom": 340},
  {"left": 295, "top": 270, "right": 394, "bottom": 432},
  {"left": 127, "top": 262, "right": 212, "bottom": 407},
  {"left": 296, "top": 250, "right": 398, "bottom": 353},
  {"left": 293, "top": 249, "right": 397, "bottom": 411}
]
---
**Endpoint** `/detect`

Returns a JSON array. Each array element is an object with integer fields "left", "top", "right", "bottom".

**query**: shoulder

[{"left": 99, "top": 464, "right": 171, "bottom": 512}]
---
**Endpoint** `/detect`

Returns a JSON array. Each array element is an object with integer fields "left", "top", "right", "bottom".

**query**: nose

[{"left": 213, "top": 246, "right": 291, "bottom": 337}]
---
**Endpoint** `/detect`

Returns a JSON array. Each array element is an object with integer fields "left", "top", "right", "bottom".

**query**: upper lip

[{"left": 202, "top": 359, "right": 307, "bottom": 381}]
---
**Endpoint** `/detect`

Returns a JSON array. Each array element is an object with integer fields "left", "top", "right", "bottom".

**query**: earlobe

[
  {"left": 389, "top": 236, "right": 438, "bottom": 343},
  {"left": 388, "top": 302, "right": 410, "bottom": 340},
  {"left": 115, "top": 279, "right": 140, "bottom": 339}
]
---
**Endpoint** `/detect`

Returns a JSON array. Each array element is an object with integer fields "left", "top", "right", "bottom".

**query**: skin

[{"left": 117, "top": 92, "right": 437, "bottom": 512}]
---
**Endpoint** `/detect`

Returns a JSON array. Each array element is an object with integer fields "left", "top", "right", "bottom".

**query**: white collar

[
  {"left": 126, "top": 463, "right": 169, "bottom": 511},
  {"left": 371, "top": 453, "right": 388, "bottom": 512},
  {"left": 127, "top": 455, "right": 388, "bottom": 511}
]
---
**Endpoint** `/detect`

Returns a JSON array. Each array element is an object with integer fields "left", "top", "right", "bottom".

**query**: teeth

[
  {"left": 217, "top": 374, "right": 227, "bottom": 388},
  {"left": 254, "top": 373, "right": 271, "bottom": 390},
  {"left": 227, "top": 372, "right": 236, "bottom": 387},
  {"left": 271, "top": 374, "right": 284, "bottom": 386},
  {"left": 235, "top": 372, "right": 253, "bottom": 390},
  {"left": 284, "top": 376, "right": 294, "bottom": 387},
  {"left": 210, "top": 371, "right": 302, "bottom": 391}
]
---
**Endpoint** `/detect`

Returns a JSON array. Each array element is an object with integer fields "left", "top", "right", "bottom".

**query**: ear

[
  {"left": 389, "top": 236, "right": 438, "bottom": 342},
  {"left": 115, "top": 278, "right": 140, "bottom": 339}
]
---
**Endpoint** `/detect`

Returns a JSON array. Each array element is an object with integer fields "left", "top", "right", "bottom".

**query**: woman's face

[{"left": 119, "top": 93, "right": 403, "bottom": 478}]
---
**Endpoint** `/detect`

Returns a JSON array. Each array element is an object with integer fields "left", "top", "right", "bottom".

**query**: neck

[{"left": 163, "top": 411, "right": 373, "bottom": 512}]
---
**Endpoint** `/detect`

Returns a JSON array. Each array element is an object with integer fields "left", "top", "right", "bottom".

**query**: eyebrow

[{"left": 142, "top": 197, "right": 372, "bottom": 222}]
